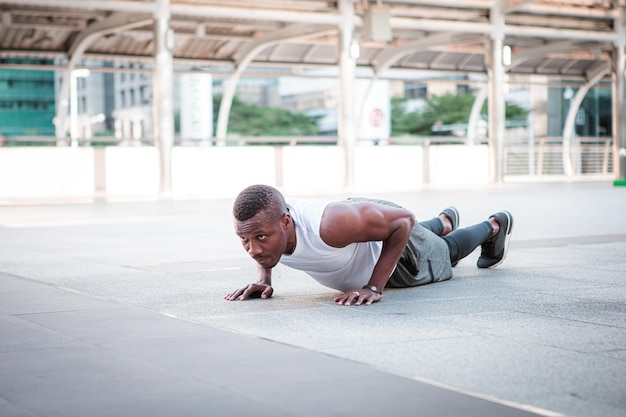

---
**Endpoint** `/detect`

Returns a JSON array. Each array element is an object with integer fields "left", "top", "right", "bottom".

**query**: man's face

[{"left": 235, "top": 210, "right": 289, "bottom": 269}]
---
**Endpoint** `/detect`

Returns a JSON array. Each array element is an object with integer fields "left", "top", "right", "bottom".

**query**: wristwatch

[{"left": 362, "top": 284, "right": 383, "bottom": 295}]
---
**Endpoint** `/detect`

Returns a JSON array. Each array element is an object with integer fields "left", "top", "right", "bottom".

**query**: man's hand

[
  {"left": 225, "top": 283, "right": 273, "bottom": 301},
  {"left": 334, "top": 287, "right": 382, "bottom": 306}
]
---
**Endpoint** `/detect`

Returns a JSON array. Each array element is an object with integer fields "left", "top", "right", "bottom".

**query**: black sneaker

[
  {"left": 440, "top": 206, "right": 460, "bottom": 232},
  {"left": 477, "top": 211, "right": 513, "bottom": 269}
]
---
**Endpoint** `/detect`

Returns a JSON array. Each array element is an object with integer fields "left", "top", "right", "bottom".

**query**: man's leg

[
  {"left": 443, "top": 211, "right": 513, "bottom": 268},
  {"left": 420, "top": 207, "right": 459, "bottom": 236},
  {"left": 477, "top": 211, "right": 514, "bottom": 268},
  {"left": 443, "top": 221, "right": 493, "bottom": 266}
]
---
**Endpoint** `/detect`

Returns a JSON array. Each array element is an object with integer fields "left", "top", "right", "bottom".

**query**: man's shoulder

[
  {"left": 287, "top": 198, "right": 335, "bottom": 212},
  {"left": 287, "top": 198, "right": 335, "bottom": 234}
]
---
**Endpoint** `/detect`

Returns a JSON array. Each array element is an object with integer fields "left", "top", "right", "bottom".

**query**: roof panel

[
  {"left": 565, "top": 59, "right": 601, "bottom": 75},
  {"left": 432, "top": 52, "right": 472, "bottom": 70},
  {"left": 404, "top": 51, "right": 440, "bottom": 67},
  {"left": 0, "top": 0, "right": 620, "bottom": 80},
  {"left": 302, "top": 43, "right": 337, "bottom": 64},
  {"left": 460, "top": 54, "right": 485, "bottom": 71}
]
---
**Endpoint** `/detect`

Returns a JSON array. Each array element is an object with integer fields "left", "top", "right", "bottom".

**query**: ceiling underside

[{"left": 1, "top": 0, "right": 624, "bottom": 80}]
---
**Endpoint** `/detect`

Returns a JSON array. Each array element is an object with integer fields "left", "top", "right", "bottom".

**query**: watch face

[{"left": 363, "top": 285, "right": 381, "bottom": 294}]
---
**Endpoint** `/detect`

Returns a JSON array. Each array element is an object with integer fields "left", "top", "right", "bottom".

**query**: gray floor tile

[{"left": 1, "top": 183, "right": 625, "bottom": 417}]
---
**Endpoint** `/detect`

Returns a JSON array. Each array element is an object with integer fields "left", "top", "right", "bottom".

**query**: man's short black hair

[{"left": 233, "top": 184, "right": 288, "bottom": 222}]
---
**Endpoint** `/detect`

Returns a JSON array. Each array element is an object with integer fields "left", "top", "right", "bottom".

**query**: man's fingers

[
  {"left": 225, "top": 284, "right": 273, "bottom": 302},
  {"left": 355, "top": 291, "right": 372, "bottom": 306},
  {"left": 240, "top": 287, "right": 253, "bottom": 300},
  {"left": 336, "top": 289, "right": 381, "bottom": 306},
  {"left": 355, "top": 293, "right": 365, "bottom": 306},
  {"left": 341, "top": 291, "right": 360, "bottom": 306},
  {"left": 225, "top": 288, "right": 245, "bottom": 301},
  {"left": 241, "top": 284, "right": 266, "bottom": 300},
  {"left": 335, "top": 292, "right": 350, "bottom": 305}
]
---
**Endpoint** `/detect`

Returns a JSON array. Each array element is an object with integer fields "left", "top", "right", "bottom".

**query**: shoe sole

[{"left": 487, "top": 210, "right": 513, "bottom": 269}]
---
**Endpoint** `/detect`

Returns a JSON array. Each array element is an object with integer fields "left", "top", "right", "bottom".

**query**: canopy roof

[{"left": 2, "top": 0, "right": 624, "bottom": 79}]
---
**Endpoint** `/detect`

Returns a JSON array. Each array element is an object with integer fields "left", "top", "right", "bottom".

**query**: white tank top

[{"left": 279, "top": 198, "right": 382, "bottom": 292}]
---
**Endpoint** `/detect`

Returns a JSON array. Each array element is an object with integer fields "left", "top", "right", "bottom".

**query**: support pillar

[
  {"left": 487, "top": 0, "right": 506, "bottom": 184},
  {"left": 55, "top": 69, "right": 71, "bottom": 145},
  {"left": 613, "top": 7, "right": 626, "bottom": 185},
  {"left": 215, "top": 25, "right": 333, "bottom": 144},
  {"left": 153, "top": 0, "right": 175, "bottom": 195},
  {"left": 613, "top": 46, "right": 626, "bottom": 184},
  {"left": 338, "top": 0, "right": 357, "bottom": 190}
]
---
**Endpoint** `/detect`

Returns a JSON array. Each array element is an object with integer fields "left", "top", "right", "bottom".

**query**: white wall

[
  {"left": 104, "top": 147, "right": 160, "bottom": 196},
  {"left": 0, "top": 145, "right": 490, "bottom": 201},
  {"left": 0, "top": 148, "right": 95, "bottom": 199},
  {"left": 354, "top": 146, "right": 424, "bottom": 192},
  {"left": 429, "top": 145, "right": 490, "bottom": 186},
  {"left": 172, "top": 147, "right": 276, "bottom": 199}
]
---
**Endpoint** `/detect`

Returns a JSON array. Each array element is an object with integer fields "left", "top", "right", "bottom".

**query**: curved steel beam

[
  {"left": 464, "top": 40, "right": 601, "bottom": 153},
  {"left": 358, "top": 33, "right": 484, "bottom": 139},
  {"left": 464, "top": 41, "right": 591, "bottom": 149},
  {"left": 562, "top": 63, "right": 611, "bottom": 177},
  {"left": 215, "top": 25, "right": 336, "bottom": 142},
  {"left": 506, "top": 40, "right": 579, "bottom": 70},
  {"left": 357, "top": 33, "right": 456, "bottom": 139},
  {"left": 467, "top": 85, "right": 487, "bottom": 144},
  {"left": 371, "top": 32, "right": 458, "bottom": 74},
  {"left": 358, "top": 32, "right": 483, "bottom": 134},
  {"left": 55, "top": 13, "right": 152, "bottom": 140}
]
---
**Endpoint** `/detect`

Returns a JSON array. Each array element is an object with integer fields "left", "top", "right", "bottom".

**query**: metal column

[
  {"left": 613, "top": 7, "right": 626, "bottom": 185},
  {"left": 153, "top": 0, "right": 175, "bottom": 195},
  {"left": 488, "top": 0, "right": 506, "bottom": 183},
  {"left": 338, "top": 0, "right": 356, "bottom": 190}
]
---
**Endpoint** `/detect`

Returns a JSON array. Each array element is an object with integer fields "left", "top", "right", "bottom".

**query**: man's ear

[{"left": 281, "top": 212, "right": 291, "bottom": 228}]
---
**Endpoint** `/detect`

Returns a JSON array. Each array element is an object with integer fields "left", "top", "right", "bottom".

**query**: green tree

[
  {"left": 391, "top": 97, "right": 418, "bottom": 135},
  {"left": 391, "top": 92, "right": 528, "bottom": 136},
  {"left": 212, "top": 94, "right": 320, "bottom": 137}
]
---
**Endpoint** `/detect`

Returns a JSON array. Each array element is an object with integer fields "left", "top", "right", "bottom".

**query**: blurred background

[{"left": 1, "top": 0, "right": 624, "bottom": 201}]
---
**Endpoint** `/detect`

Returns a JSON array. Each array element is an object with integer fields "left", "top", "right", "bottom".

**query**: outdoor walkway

[{"left": 1, "top": 182, "right": 625, "bottom": 417}]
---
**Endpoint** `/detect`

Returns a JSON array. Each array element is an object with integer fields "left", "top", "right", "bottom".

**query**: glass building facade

[
  {"left": 547, "top": 80, "right": 612, "bottom": 138},
  {"left": 0, "top": 59, "right": 56, "bottom": 137}
]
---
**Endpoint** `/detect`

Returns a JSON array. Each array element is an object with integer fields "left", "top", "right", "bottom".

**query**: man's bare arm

[{"left": 320, "top": 202, "right": 414, "bottom": 305}]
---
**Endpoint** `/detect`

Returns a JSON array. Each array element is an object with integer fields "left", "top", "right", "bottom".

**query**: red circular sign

[{"left": 370, "top": 108, "right": 384, "bottom": 127}]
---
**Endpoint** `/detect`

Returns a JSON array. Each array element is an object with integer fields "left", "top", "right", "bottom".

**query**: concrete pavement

[{"left": 1, "top": 181, "right": 625, "bottom": 417}]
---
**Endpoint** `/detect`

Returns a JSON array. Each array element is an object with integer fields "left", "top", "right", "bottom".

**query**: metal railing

[
  {"left": 0, "top": 136, "right": 340, "bottom": 147},
  {"left": 504, "top": 137, "right": 613, "bottom": 177},
  {"left": 1, "top": 134, "right": 614, "bottom": 179}
]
